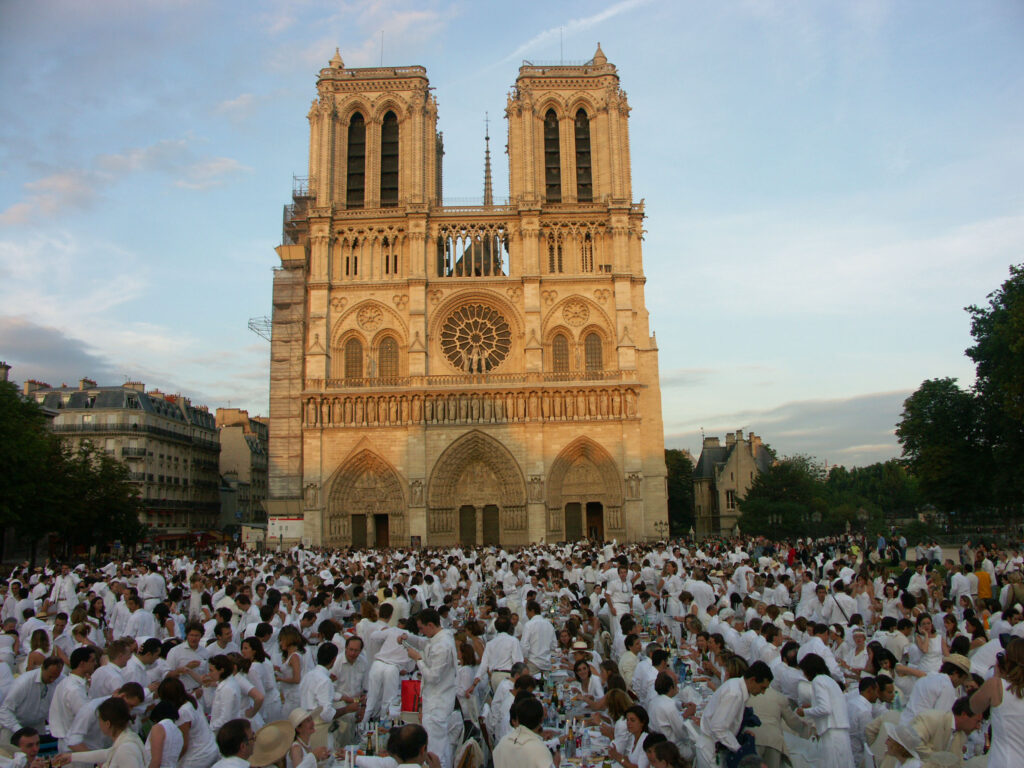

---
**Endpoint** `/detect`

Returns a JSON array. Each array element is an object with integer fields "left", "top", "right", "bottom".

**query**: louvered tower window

[
  {"left": 380, "top": 111, "right": 399, "bottom": 207},
  {"left": 585, "top": 333, "right": 603, "bottom": 371},
  {"left": 346, "top": 113, "right": 366, "bottom": 209},
  {"left": 544, "top": 109, "right": 561, "bottom": 202},
  {"left": 548, "top": 232, "right": 563, "bottom": 273},
  {"left": 344, "top": 338, "right": 363, "bottom": 378},
  {"left": 552, "top": 334, "right": 569, "bottom": 372},
  {"left": 378, "top": 337, "right": 398, "bottom": 379},
  {"left": 575, "top": 109, "right": 592, "bottom": 202}
]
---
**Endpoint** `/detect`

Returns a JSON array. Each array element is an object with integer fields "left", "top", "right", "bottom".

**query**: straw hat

[
  {"left": 883, "top": 722, "right": 921, "bottom": 759},
  {"left": 250, "top": 720, "right": 294, "bottom": 767},
  {"left": 943, "top": 653, "right": 971, "bottom": 675},
  {"left": 288, "top": 706, "right": 323, "bottom": 730}
]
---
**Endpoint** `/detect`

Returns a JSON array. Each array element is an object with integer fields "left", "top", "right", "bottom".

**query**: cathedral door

[
  {"left": 351, "top": 515, "right": 367, "bottom": 548},
  {"left": 459, "top": 506, "right": 477, "bottom": 546},
  {"left": 482, "top": 505, "right": 500, "bottom": 545},
  {"left": 565, "top": 502, "right": 583, "bottom": 540},
  {"left": 586, "top": 502, "right": 604, "bottom": 541},
  {"left": 375, "top": 514, "right": 389, "bottom": 548}
]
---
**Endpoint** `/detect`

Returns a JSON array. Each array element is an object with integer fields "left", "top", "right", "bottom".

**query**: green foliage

[
  {"left": 0, "top": 382, "right": 143, "bottom": 559},
  {"left": 825, "top": 459, "right": 922, "bottom": 519},
  {"left": 737, "top": 456, "right": 828, "bottom": 538},
  {"left": 665, "top": 449, "right": 694, "bottom": 535}
]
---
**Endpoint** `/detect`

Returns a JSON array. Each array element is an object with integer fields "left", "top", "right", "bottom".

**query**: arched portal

[
  {"left": 547, "top": 437, "right": 623, "bottom": 542},
  {"left": 324, "top": 450, "right": 405, "bottom": 548},
  {"left": 427, "top": 430, "right": 527, "bottom": 546}
]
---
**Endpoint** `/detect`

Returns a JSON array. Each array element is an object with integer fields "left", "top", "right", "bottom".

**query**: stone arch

[
  {"left": 333, "top": 300, "right": 408, "bottom": 348},
  {"left": 336, "top": 98, "right": 373, "bottom": 126},
  {"left": 427, "top": 430, "right": 527, "bottom": 546},
  {"left": 543, "top": 295, "right": 613, "bottom": 340},
  {"left": 534, "top": 93, "right": 567, "bottom": 119},
  {"left": 547, "top": 437, "right": 624, "bottom": 540},
  {"left": 372, "top": 97, "right": 410, "bottom": 125},
  {"left": 324, "top": 449, "right": 406, "bottom": 547},
  {"left": 566, "top": 95, "right": 599, "bottom": 120}
]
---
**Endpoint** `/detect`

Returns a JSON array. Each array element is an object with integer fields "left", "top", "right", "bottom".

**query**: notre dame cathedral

[{"left": 265, "top": 45, "right": 668, "bottom": 548}]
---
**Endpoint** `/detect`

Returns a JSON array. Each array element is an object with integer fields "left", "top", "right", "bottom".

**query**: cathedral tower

[{"left": 267, "top": 46, "right": 668, "bottom": 548}]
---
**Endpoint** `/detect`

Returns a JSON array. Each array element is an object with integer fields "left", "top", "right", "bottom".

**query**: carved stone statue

[
  {"left": 410, "top": 479, "right": 424, "bottom": 506},
  {"left": 529, "top": 476, "right": 544, "bottom": 502},
  {"left": 626, "top": 472, "right": 641, "bottom": 498},
  {"left": 303, "top": 482, "right": 319, "bottom": 508}
]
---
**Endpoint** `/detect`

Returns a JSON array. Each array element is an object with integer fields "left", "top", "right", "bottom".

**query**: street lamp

[{"left": 654, "top": 520, "right": 668, "bottom": 540}]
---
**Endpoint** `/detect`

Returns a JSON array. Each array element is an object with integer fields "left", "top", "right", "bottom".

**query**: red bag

[{"left": 401, "top": 679, "right": 422, "bottom": 712}]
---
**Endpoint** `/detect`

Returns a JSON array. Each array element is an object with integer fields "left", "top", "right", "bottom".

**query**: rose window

[{"left": 440, "top": 304, "right": 512, "bottom": 373}]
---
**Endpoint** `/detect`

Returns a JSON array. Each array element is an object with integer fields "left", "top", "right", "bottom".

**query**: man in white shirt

[
  {"left": 698, "top": 662, "right": 773, "bottom": 767},
  {"left": 300, "top": 643, "right": 360, "bottom": 744},
  {"left": 402, "top": 609, "right": 458, "bottom": 768},
  {"left": 469, "top": 616, "right": 523, "bottom": 693},
  {"left": 900, "top": 655, "right": 969, "bottom": 726},
  {"left": 362, "top": 625, "right": 413, "bottom": 723},
  {"left": 846, "top": 676, "right": 878, "bottom": 766},
  {"left": 649, "top": 672, "right": 696, "bottom": 754},
  {"left": 211, "top": 719, "right": 256, "bottom": 768},
  {"left": 123, "top": 593, "right": 157, "bottom": 638},
  {"left": 0, "top": 657, "right": 63, "bottom": 740},
  {"left": 90, "top": 639, "right": 131, "bottom": 700},
  {"left": 49, "top": 647, "right": 98, "bottom": 751},
  {"left": 48, "top": 565, "right": 78, "bottom": 615},
  {"left": 166, "top": 621, "right": 209, "bottom": 692},
  {"left": 519, "top": 602, "right": 556, "bottom": 675},
  {"left": 387, "top": 723, "right": 443, "bottom": 768}
]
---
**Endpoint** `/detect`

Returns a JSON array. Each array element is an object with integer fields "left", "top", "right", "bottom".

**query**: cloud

[
  {"left": 0, "top": 315, "right": 120, "bottom": 386},
  {"left": 1, "top": 137, "right": 250, "bottom": 225},
  {"left": 666, "top": 390, "right": 912, "bottom": 467},
  {"left": 174, "top": 157, "right": 252, "bottom": 189},
  {"left": 500, "top": 0, "right": 654, "bottom": 64},
  {"left": 659, "top": 367, "right": 717, "bottom": 387},
  {"left": 0, "top": 170, "right": 103, "bottom": 225}
]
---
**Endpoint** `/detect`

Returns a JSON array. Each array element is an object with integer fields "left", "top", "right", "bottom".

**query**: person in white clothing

[
  {"left": 648, "top": 673, "right": 696, "bottom": 755},
  {"left": 899, "top": 655, "right": 969, "bottom": 726},
  {"left": 796, "top": 653, "right": 853, "bottom": 768},
  {"left": 402, "top": 610, "right": 458, "bottom": 768},
  {"left": 0, "top": 658, "right": 63, "bottom": 738},
  {"left": 208, "top": 719, "right": 255, "bottom": 768},
  {"left": 49, "top": 648, "right": 98, "bottom": 751},
  {"left": 969, "top": 638, "right": 1024, "bottom": 768},
  {"left": 385, "top": 724, "right": 442, "bottom": 768},
  {"left": 697, "top": 661, "right": 773, "bottom": 767},
  {"left": 519, "top": 602, "right": 556, "bottom": 675}
]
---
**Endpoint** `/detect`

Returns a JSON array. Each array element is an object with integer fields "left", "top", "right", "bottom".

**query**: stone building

[
  {"left": 27, "top": 379, "right": 221, "bottom": 546},
  {"left": 693, "top": 430, "right": 772, "bottom": 537},
  {"left": 215, "top": 408, "right": 269, "bottom": 527},
  {"left": 266, "top": 45, "right": 668, "bottom": 547}
]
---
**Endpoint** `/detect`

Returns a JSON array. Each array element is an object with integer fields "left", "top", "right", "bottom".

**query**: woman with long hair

[
  {"left": 970, "top": 637, "right": 1024, "bottom": 768},
  {"left": 157, "top": 677, "right": 218, "bottom": 768},
  {"left": 25, "top": 628, "right": 50, "bottom": 671},
  {"left": 908, "top": 614, "right": 942, "bottom": 674},
  {"left": 275, "top": 626, "right": 304, "bottom": 715},
  {"left": 66, "top": 697, "right": 146, "bottom": 768},
  {"left": 242, "top": 636, "right": 281, "bottom": 722},
  {"left": 144, "top": 700, "right": 183, "bottom": 768},
  {"left": 574, "top": 657, "right": 605, "bottom": 700},
  {"left": 796, "top": 653, "right": 853, "bottom": 768}
]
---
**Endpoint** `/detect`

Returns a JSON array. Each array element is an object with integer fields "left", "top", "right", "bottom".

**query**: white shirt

[
  {"left": 520, "top": 615, "right": 556, "bottom": 671},
  {"left": 49, "top": 673, "right": 90, "bottom": 738},
  {"left": 332, "top": 655, "right": 369, "bottom": 699},
  {"left": 300, "top": 665, "right": 338, "bottom": 721},
  {"left": 477, "top": 633, "right": 524, "bottom": 674},
  {"left": 900, "top": 672, "right": 956, "bottom": 725},
  {"left": 0, "top": 668, "right": 55, "bottom": 731},
  {"left": 493, "top": 725, "right": 555, "bottom": 768},
  {"left": 700, "top": 676, "right": 749, "bottom": 752},
  {"left": 649, "top": 693, "right": 688, "bottom": 750}
]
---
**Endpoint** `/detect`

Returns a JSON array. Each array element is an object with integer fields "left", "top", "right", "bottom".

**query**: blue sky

[{"left": 1, "top": 1, "right": 1022, "bottom": 467}]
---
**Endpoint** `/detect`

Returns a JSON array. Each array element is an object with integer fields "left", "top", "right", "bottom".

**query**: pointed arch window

[
  {"left": 380, "top": 111, "right": 399, "bottom": 207},
  {"left": 552, "top": 334, "right": 569, "bottom": 373},
  {"left": 548, "top": 232, "right": 563, "bottom": 274},
  {"left": 580, "top": 232, "right": 594, "bottom": 273},
  {"left": 346, "top": 113, "right": 366, "bottom": 209},
  {"left": 574, "top": 108, "right": 592, "bottom": 202},
  {"left": 344, "top": 338, "right": 363, "bottom": 379},
  {"left": 378, "top": 337, "right": 399, "bottom": 379},
  {"left": 584, "top": 332, "right": 603, "bottom": 372},
  {"left": 544, "top": 109, "right": 561, "bottom": 202}
]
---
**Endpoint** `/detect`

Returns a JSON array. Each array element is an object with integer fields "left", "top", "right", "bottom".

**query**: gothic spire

[{"left": 483, "top": 113, "right": 494, "bottom": 207}]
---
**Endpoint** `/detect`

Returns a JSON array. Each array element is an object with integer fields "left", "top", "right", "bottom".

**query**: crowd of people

[{"left": 0, "top": 533, "right": 1023, "bottom": 768}]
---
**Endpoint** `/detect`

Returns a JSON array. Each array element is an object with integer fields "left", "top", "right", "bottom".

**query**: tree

[
  {"left": 966, "top": 263, "right": 1024, "bottom": 512},
  {"left": 665, "top": 449, "right": 694, "bottom": 535},
  {"left": 737, "top": 455, "right": 828, "bottom": 538},
  {"left": 825, "top": 459, "right": 921, "bottom": 520},
  {"left": 895, "top": 378, "right": 990, "bottom": 517}
]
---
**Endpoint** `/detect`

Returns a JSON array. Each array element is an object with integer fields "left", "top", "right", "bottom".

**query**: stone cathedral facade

[{"left": 266, "top": 45, "right": 668, "bottom": 548}]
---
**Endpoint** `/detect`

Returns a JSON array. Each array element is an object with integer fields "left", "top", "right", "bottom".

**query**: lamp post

[{"left": 654, "top": 520, "right": 668, "bottom": 541}]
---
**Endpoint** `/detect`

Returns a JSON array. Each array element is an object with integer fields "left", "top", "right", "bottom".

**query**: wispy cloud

[
  {"left": 174, "top": 157, "right": 251, "bottom": 189},
  {"left": 500, "top": 0, "right": 654, "bottom": 64},
  {"left": 0, "top": 171, "right": 103, "bottom": 225}
]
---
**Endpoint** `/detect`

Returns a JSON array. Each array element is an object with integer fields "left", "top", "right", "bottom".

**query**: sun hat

[
  {"left": 883, "top": 722, "right": 920, "bottom": 758},
  {"left": 943, "top": 653, "right": 971, "bottom": 674},
  {"left": 249, "top": 720, "right": 294, "bottom": 766},
  {"left": 287, "top": 705, "right": 323, "bottom": 730}
]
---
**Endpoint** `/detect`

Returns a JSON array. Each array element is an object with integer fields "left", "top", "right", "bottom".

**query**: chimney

[
  {"left": 751, "top": 433, "right": 762, "bottom": 449},
  {"left": 725, "top": 432, "right": 736, "bottom": 448},
  {"left": 124, "top": 381, "right": 145, "bottom": 392},
  {"left": 23, "top": 379, "right": 49, "bottom": 395},
  {"left": 79, "top": 377, "right": 96, "bottom": 390},
  {"left": 702, "top": 436, "right": 720, "bottom": 449},
  {"left": 0, "top": 362, "right": 9, "bottom": 382}
]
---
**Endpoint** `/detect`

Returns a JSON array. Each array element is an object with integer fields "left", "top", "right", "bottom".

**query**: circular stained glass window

[{"left": 440, "top": 304, "right": 512, "bottom": 373}]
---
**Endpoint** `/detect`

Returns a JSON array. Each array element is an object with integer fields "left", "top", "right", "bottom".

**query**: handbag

[{"left": 401, "top": 679, "right": 422, "bottom": 712}]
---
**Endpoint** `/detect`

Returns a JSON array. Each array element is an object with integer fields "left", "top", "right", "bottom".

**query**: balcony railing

[
  {"left": 305, "top": 369, "right": 631, "bottom": 392},
  {"left": 121, "top": 447, "right": 147, "bottom": 457}
]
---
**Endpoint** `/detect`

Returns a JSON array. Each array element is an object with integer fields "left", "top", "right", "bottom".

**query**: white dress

[
  {"left": 279, "top": 651, "right": 303, "bottom": 715},
  {"left": 988, "top": 681, "right": 1024, "bottom": 768},
  {"left": 144, "top": 719, "right": 184, "bottom": 768},
  {"left": 804, "top": 675, "right": 853, "bottom": 768},
  {"left": 177, "top": 700, "right": 219, "bottom": 768}
]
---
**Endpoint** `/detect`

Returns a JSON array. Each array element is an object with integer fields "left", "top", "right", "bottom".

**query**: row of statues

[{"left": 304, "top": 387, "right": 639, "bottom": 427}]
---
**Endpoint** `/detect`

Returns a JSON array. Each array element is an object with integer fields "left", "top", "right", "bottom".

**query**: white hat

[
  {"left": 883, "top": 722, "right": 920, "bottom": 758},
  {"left": 719, "top": 607, "right": 735, "bottom": 620},
  {"left": 287, "top": 706, "right": 322, "bottom": 730},
  {"left": 781, "top": 611, "right": 795, "bottom": 622}
]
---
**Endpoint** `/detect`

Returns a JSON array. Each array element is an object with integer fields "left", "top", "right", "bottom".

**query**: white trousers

[
  {"left": 421, "top": 698, "right": 455, "bottom": 768},
  {"left": 362, "top": 660, "right": 400, "bottom": 723}
]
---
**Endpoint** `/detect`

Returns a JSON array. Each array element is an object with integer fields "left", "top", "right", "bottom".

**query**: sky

[{"left": 1, "top": 0, "right": 1022, "bottom": 468}]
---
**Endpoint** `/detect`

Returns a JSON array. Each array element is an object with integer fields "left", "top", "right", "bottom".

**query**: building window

[
  {"left": 584, "top": 332, "right": 602, "bottom": 372},
  {"left": 543, "top": 109, "right": 561, "bottom": 202},
  {"left": 380, "top": 111, "right": 399, "bottom": 207},
  {"left": 547, "top": 232, "right": 563, "bottom": 273},
  {"left": 344, "top": 338, "right": 363, "bottom": 378},
  {"left": 378, "top": 337, "right": 399, "bottom": 379},
  {"left": 346, "top": 113, "right": 366, "bottom": 209},
  {"left": 552, "top": 334, "right": 569, "bottom": 373},
  {"left": 726, "top": 490, "right": 736, "bottom": 510},
  {"left": 580, "top": 232, "right": 594, "bottom": 273},
  {"left": 574, "top": 108, "right": 592, "bottom": 202}
]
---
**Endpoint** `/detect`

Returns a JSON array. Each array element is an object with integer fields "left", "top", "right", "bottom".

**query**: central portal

[{"left": 375, "top": 514, "right": 390, "bottom": 547}]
